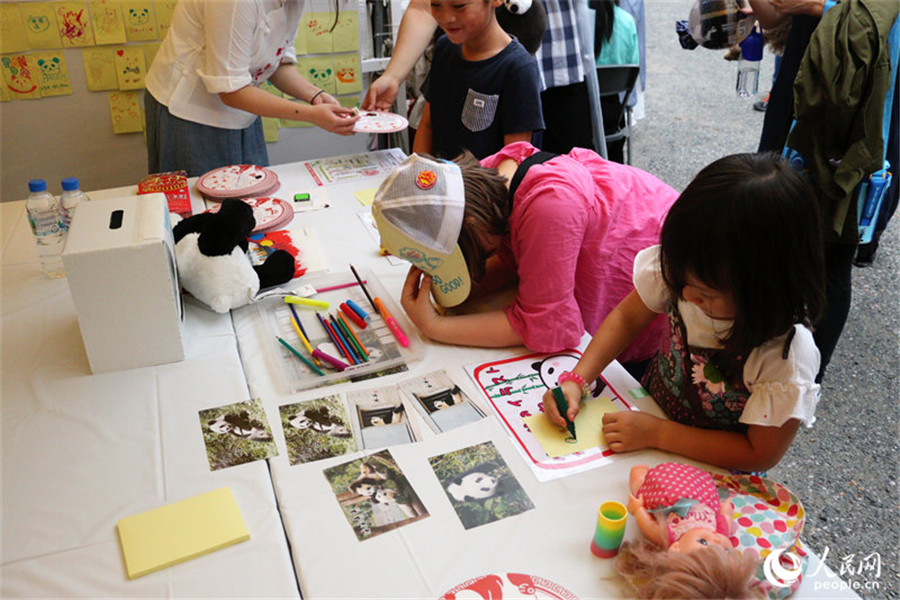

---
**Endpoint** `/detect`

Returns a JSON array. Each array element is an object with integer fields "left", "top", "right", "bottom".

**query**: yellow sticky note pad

[
  {"left": 523, "top": 396, "right": 620, "bottom": 458},
  {"left": 354, "top": 187, "right": 377, "bottom": 206},
  {"left": 117, "top": 487, "right": 250, "bottom": 579}
]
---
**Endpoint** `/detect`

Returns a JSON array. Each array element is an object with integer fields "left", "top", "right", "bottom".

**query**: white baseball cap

[{"left": 372, "top": 154, "right": 471, "bottom": 307}]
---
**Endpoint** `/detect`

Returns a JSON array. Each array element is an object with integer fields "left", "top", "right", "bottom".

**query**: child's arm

[
  {"left": 543, "top": 290, "right": 658, "bottom": 427},
  {"left": 601, "top": 413, "right": 802, "bottom": 472},
  {"left": 412, "top": 102, "right": 433, "bottom": 155},
  {"left": 504, "top": 131, "right": 534, "bottom": 147}
]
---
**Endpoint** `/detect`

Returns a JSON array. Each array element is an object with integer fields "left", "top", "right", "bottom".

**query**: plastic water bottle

[
  {"left": 59, "top": 177, "right": 91, "bottom": 229},
  {"left": 736, "top": 27, "right": 763, "bottom": 98},
  {"left": 26, "top": 178, "right": 66, "bottom": 279}
]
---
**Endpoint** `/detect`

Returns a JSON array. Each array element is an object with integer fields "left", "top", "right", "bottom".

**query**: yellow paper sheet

[
  {"left": 116, "top": 487, "right": 250, "bottom": 579},
  {"left": 523, "top": 396, "right": 620, "bottom": 458},
  {"left": 1, "top": 4, "right": 30, "bottom": 54},
  {"left": 262, "top": 116, "right": 279, "bottom": 142},
  {"left": 334, "top": 52, "right": 361, "bottom": 95},
  {"left": 22, "top": 3, "right": 62, "bottom": 50},
  {"left": 34, "top": 51, "right": 72, "bottom": 96},
  {"left": 55, "top": 2, "right": 96, "bottom": 47},
  {"left": 143, "top": 41, "right": 161, "bottom": 69},
  {"left": 298, "top": 55, "right": 335, "bottom": 95},
  {"left": 154, "top": 0, "right": 177, "bottom": 38},
  {"left": 83, "top": 47, "right": 119, "bottom": 90},
  {"left": 331, "top": 10, "right": 358, "bottom": 52},
  {"left": 354, "top": 187, "right": 377, "bottom": 206},
  {"left": 301, "top": 12, "right": 334, "bottom": 54},
  {"left": 0, "top": 54, "right": 43, "bottom": 99},
  {"left": 114, "top": 46, "right": 146, "bottom": 89},
  {"left": 90, "top": 0, "right": 127, "bottom": 45},
  {"left": 108, "top": 90, "right": 143, "bottom": 133},
  {"left": 122, "top": 0, "right": 157, "bottom": 41}
]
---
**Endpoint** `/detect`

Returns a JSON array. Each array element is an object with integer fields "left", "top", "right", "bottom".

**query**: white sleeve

[
  {"left": 632, "top": 245, "right": 669, "bottom": 314},
  {"left": 740, "top": 325, "right": 821, "bottom": 428},
  {"left": 197, "top": 0, "right": 257, "bottom": 93}
]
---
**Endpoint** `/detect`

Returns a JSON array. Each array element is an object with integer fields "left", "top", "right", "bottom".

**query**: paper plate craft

[
  {"left": 205, "top": 197, "right": 294, "bottom": 234},
  {"left": 352, "top": 111, "right": 409, "bottom": 134},
  {"left": 196, "top": 164, "right": 280, "bottom": 200},
  {"left": 441, "top": 573, "right": 579, "bottom": 600}
]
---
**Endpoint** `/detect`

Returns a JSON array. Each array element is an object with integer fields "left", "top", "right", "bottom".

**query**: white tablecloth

[{"left": 1, "top": 157, "right": 856, "bottom": 599}]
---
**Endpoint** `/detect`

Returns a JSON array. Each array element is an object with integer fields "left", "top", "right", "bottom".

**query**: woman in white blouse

[{"left": 145, "top": 0, "right": 359, "bottom": 176}]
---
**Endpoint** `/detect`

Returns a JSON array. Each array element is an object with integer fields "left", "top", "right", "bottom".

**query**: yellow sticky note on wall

[
  {"left": 331, "top": 10, "right": 358, "bottom": 53},
  {"left": 108, "top": 89, "right": 143, "bottom": 133},
  {"left": 123, "top": 0, "right": 157, "bottom": 41},
  {"left": 91, "top": 0, "right": 127, "bottom": 45},
  {"left": 21, "top": 3, "right": 62, "bottom": 50},
  {"left": 262, "top": 116, "right": 279, "bottom": 142},
  {"left": 154, "top": 0, "right": 177, "bottom": 38},
  {"left": 117, "top": 487, "right": 250, "bottom": 579},
  {"left": 301, "top": 12, "right": 334, "bottom": 54},
  {"left": 83, "top": 47, "right": 118, "bottom": 90},
  {"left": 34, "top": 51, "right": 72, "bottom": 96},
  {"left": 114, "top": 46, "right": 146, "bottom": 89},
  {"left": 0, "top": 54, "right": 43, "bottom": 100},
  {"left": 0, "top": 4, "right": 30, "bottom": 54},
  {"left": 334, "top": 53, "right": 361, "bottom": 95},
  {"left": 55, "top": 2, "right": 95, "bottom": 47},
  {"left": 298, "top": 56, "right": 335, "bottom": 95}
]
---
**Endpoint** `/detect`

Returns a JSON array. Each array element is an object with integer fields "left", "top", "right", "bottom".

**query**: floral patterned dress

[{"left": 642, "top": 302, "right": 750, "bottom": 432}]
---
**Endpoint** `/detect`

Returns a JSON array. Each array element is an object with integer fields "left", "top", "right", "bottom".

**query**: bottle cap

[
  {"left": 61, "top": 177, "right": 79, "bottom": 191},
  {"left": 739, "top": 28, "right": 763, "bottom": 61},
  {"left": 28, "top": 179, "right": 48, "bottom": 193}
]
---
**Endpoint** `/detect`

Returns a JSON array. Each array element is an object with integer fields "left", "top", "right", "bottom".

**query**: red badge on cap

[{"left": 416, "top": 170, "right": 437, "bottom": 190}]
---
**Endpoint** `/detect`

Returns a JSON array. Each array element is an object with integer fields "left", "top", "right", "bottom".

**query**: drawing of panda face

[
  {"left": 309, "top": 68, "right": 333, "bottom": 85},
  {"left": 27, "top": 15, "right": 50, "bottom": 33},
  {"left": 37, "top": 57, "right": 61, "bottom": 77},
  {"left": 531, "top": 354, "right": 580, "bottom": 389},
  {"left": 128, "top": 8, "right": 150, "bottom": 24}
]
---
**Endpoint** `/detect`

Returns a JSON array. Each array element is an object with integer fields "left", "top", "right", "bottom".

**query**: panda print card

[
  {"left": 346, "top": 386, "right": 418, "bottom": 449},
  {"left": 398, "top": 370, "right": 486, "bottom": 434},
  {"left": 323, "top": 449, "right": 428, "bottom": 541},
  {"left": 279, "top": 395, "right": 357, "bottom": 465},
  {"left": 428, "top": 441, "right": 534, "bottom": 530}
]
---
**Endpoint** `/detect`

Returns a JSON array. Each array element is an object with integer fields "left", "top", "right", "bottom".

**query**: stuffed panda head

[{"left": 504, "top": 0, "right": 532, "bottom": 13}]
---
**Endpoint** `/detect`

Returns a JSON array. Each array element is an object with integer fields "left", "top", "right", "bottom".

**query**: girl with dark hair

[{"left": 544, "top": 153, "right": 826, "bottom": 473}]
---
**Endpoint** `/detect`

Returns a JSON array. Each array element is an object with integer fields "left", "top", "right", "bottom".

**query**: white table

[{"left": 1, "top": 155, "right": 855, "bottom": 599}]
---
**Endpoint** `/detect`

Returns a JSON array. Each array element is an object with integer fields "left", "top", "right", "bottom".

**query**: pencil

[
  {"left": 289, "top": 315, "right": 321, "bottom": 367},
  {"left": 316, "top": 280, "right": 366, "bottom": 294},
  {"left": 313, "top": 348, "right": 349, "bottom": 371},
  {"left": 337, "top": 312, "right": 369, "bottom": 357},
  {"left": 317, "top": 312, "right": 354, "bottom": 364},
  {"left": 330, "top": 314, "right": 361, "bottom": 363},
  {"left": 349, "top": 264, "right": 377, "bottom": 312},
  {"left": 334, "top": 313, "right": 368, "bottom": 362},
  {"left": 276, "top": 336, "right": 325, "bottom": 376},
  {"left": 287, "top": 304, "right": 310, "bottom": 340}
]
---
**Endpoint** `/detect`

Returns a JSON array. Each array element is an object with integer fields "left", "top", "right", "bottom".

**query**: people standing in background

[{"left": 145, "top": 0, "right": 359, "bottom": 177}]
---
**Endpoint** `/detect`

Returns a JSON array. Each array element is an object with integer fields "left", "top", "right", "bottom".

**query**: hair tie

[
  {"left": 309, "top": 89, "right": 326, "bottom": 104},
  {"left": 503, "top": 0, "right": 532, "bottom": 14}
]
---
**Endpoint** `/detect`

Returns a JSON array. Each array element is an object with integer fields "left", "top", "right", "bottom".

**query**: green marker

[{"left": 551, "top": 386, "right": 577, "bottom": 440}]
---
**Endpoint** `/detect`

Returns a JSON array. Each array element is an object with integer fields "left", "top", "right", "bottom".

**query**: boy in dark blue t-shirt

[{"left": 414, "top": 0, "right": 544, "bottom": 159}]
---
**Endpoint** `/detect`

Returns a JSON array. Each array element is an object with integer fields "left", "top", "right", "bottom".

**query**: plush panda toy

[{"left": 172, "top": 198, "right": 295, "bottom": 314}]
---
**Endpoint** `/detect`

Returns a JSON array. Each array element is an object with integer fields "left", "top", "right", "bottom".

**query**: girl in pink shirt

[{"left": 401, "top": 141, "right": 678, "bottom": 373}]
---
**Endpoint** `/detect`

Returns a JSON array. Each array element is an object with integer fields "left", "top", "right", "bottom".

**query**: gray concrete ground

[{"left": 630, "top": 2, "right": 899, "bottom": 597}]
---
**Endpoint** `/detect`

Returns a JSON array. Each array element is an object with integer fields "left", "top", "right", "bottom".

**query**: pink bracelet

[{"left": 558, "top": 371, "right": 590, "bottom": 399}]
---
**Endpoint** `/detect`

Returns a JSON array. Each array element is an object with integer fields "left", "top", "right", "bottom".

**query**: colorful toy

[{"left": 590, "top": 500, "right": 627, "bottom": 558}]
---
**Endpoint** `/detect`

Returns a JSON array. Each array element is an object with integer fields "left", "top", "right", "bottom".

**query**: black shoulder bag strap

[{"left": 507, "top": 151, "right": 558, "bottom": 210}]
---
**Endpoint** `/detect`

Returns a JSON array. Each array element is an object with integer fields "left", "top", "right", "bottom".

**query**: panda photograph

[{"left": 429, "top": 441, "right": 534, "bottom": 530}]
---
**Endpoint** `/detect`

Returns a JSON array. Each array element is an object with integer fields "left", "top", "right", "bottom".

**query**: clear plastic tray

[{"left": 258, "top": 268, "right": 423, "bottom": 392}]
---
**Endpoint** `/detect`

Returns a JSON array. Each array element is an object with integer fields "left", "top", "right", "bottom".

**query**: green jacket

[{"left": 787, "top": 0, "right": 899, "bottom": 243}]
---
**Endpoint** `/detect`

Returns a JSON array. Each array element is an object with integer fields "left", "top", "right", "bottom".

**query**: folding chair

[{"left": 595, "top": 64, "right": 640, "bottom": 164}]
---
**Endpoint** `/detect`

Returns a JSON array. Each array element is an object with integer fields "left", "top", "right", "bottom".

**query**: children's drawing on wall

[
  {"left": 108, "top": 90, "right": 143, "bottom": 133},
  {"left": 323, "top": 449, "right": 428, "bottom": 541},
  {"left": 56, "top": 2, "right": 95, "bottom": 47},
  {"left": 298, "top": 56, "right": 336, "bottom": 96},
  {"left": 83, "top": 47, "right": 118, "bottom": 90},
  {"left": 21, "top": 2, "right": 62, "bottom": 49},
  {"left": 123, "top": 0, "right": 157, "bottom": 41},
  {"left": 334, "top": 53, "right": 361, "bottom": 95},
  {"left": 154, "top": 0, "right": 177, "bottom": 38},
  {"left": 0, "top": 3, "right": 29, "bottom": 54},
  {"left": 331, "top": 9, "right": 358, "bottom": 53},
  {"left": 114, "top": 46, "right": 146, "bottom": 89},
  {"left": 199, "top": 398, "right": 278, "bottom": 471},
  {"left": 1, "top": 55, "right": 42, "bottom": 99},
  {"left": 429, "top": 441, "right": 534, "bottom": 530},
  {"left": 346, "top": 385, "right": 417, "bottom": 449},
  {"left": 34, "top": 51, "right": 72, "bottom": 96},
  {"left": 300, "top": 11, "right": 334, "bottom": 54},
  {"left": 280, "top": 395, "right": 357, "bottom": 465},
  {"left": 90, "top": 0, "right": 127, "bottom": 45}
]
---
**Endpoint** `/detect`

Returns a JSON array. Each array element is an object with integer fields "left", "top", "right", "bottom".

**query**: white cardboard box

[{"left": 62, "top": 193, "right": 185, "bottom": 373}]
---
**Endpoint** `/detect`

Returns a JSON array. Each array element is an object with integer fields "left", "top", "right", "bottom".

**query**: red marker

[{"left": 340, "top": 302, "right": 367, "bottom": 328}]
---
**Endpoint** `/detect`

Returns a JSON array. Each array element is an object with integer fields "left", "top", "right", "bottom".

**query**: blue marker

[{"left": 346, "top": 299, "right": 370, "bottom": 322}]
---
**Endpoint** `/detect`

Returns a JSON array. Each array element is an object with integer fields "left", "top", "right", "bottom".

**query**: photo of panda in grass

[{"left": 429, "top": 441, "right": 534, "bottom": 530}]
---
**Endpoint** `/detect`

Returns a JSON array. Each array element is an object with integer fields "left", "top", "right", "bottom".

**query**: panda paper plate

[
  {"left": 204, "top": 197, "right": 294, "bottom": 234},
  {"left": 440, "top": 573, "right": 578, "bottom": 600},
  {"left": 352, "top": 111, "right": 409, "bottom": 134},
  {"left": 196, "top": 164, "right": 281, "bottom": 199}
]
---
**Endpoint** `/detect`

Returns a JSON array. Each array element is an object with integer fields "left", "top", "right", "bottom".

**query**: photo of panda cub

[{"left": 429, "top": 441, "right": 534, "bottom": 529}]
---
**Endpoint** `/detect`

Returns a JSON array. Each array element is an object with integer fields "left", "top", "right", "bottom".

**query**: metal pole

[{"left": 574, "top": 0, "right": 607, "bottom": 158}]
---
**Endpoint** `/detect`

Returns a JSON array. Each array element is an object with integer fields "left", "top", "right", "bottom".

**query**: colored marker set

[{"left": 259, "top": 268, "right": 422, "bottom": 392}]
